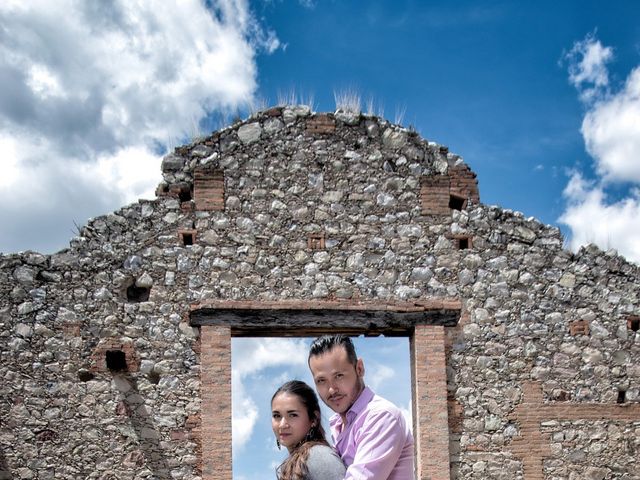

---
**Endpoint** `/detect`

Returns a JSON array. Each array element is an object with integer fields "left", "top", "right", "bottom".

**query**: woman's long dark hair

[{"left": 272, "top": 380, "right": 330, "bottom": 480}]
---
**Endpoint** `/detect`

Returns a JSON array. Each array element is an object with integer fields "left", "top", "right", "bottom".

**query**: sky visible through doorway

[{"left": 231, "top": 336, "right": 411, "bottom": 480}]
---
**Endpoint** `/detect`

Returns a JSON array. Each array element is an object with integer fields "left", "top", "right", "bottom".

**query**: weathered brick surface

[
  {"left": 412, "top": 325, "right": 451, "bottom": 480},
  {"left": 420, "top": 164, "right": 480, "bottom": 215},
  {"left": 421, "top": 175, "right": 451, "bottom": 215},
  {"left": 178, "top": 229, "right": 197, "bottom": 246},
  {"left": 306, "top": 113, "right": 336, "bottom": 134},
  {"left": 194, "top": 168, "right": 224, "bottom": 211},
  {"left": 200, "top": 326, "right": 232, "bottom": 480},
  {"left": 449, "top": 163, "right": 479, "bottom": 205},
  {"left": 569, "top": 319, "right": 590, "bottom": 336}
]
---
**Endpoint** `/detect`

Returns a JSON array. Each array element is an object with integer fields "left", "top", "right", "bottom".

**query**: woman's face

[{"left": 271, "top": 392, "right": 315, "bottom": 452}]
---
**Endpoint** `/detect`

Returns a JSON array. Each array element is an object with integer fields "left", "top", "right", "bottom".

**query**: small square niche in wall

[
  {"left": 179, "top": 229, "right": 197, "bottom": 246},
  {"left": 449, "top": 194, "right": 466, "bottom": 211},
  {"left": 106, "top": 350, "right": 128, "bottom": 372},
  {"left": 127, "top": 285, "right": 151, "bottom": 302},
  {"left": 308, "top": 233, "right": 325, "bottom": 250}
]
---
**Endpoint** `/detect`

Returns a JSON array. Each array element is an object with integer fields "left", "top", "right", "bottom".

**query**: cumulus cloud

[
  {"left": 564, "top": 32, "right": 614, "bottom": 102},
  {"left": 232, "top": 373, "right": 260, "bottom": 451},
  {"left": 560, "top": 34, "right": 640, "bottom": 263},
  {"left": 581, "top": 67, "right": 640, "bottom": 183},
  {"left": 0, "top": 0, "right": 278, "bottom": 254},
  {"left": 233, "top": 337, "right": 308, "bottom": 376},
  {"left": 560, "top": 172, "right": 640, "bottom": 261},
  {"left": 365, "top": 361, "right": 395, "bottom": 392}
]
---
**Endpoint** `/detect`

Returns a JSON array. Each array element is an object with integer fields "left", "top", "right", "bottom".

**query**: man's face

[{"left": 309, "top": 345, "right": 365, "bottom": 416}]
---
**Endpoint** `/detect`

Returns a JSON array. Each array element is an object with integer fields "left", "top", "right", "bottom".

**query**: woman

[{"left": 271, "top": 380, "right": 346, "bottom": 480}]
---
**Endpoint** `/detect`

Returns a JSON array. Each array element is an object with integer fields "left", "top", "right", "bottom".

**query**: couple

[{"left": 271, "top": 334, "right": 414, "bottom": 480}]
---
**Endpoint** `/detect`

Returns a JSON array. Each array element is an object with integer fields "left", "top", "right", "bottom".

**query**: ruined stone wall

[{"left": 1, "top": 106, "right": 639, "bottom": 480}]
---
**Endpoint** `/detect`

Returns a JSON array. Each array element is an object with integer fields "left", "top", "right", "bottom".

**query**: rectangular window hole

[
  {"left": 628, "top": 316, "right": 639, "bottom": 332},
  {"left": 178, "top": 229, "right": 197, "bottom": 246},
  {"left": 127, "top": 285, "right": 151, "bottom": 302},
  {"left": 77, "top": 369, "right": 95, "bottom": 382},
  {"left": 617, "top": 390, "right": 626, "bottom": 404},
  {"left": 35, "top": 429, "right": 58, "bottom": 442},
  {"left": 106, "top": 350, "right": 128, "bottom": 372},
  {"left": 147, "top": 371, "right": 161, "bottom": 384},
  {"left": 179, "top": 188, "right": 193, "bottom": 203},
  {"left": 255, "top": 236, "right": 268, "bottom": 247},
  {"left": 449, "top": 194, "right": 466, "bottom": 211},
  {"left": 569, "top": 320, "right": 590, "bottom": 336},
  {"left": 450, "top": 235, "right": 472, "bottom": 250},
  {"left": 553, "top": 390, "right": 571, "bottom": 401},
  {"left": 308, "top": 233, "right": 326, "bottom": 250}
]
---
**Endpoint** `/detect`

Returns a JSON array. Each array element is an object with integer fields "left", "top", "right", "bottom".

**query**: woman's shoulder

[
  {"left": 306, "top": 444, "right": 345, "bottom": 480},
  {"left": 308, "top": 444, "right": 339, "bottom": 459}
]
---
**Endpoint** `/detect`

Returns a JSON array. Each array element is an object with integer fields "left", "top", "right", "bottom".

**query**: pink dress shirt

[{"left": 330, "top": 387, "right": 414, "bottom": 480}]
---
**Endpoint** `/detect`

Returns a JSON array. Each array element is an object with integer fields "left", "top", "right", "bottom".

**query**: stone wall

[{"left": 1, "top": 105, "right": 639, "bottom": 480}]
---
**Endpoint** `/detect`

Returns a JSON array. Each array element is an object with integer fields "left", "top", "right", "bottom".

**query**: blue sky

[{"left": 1, "top": 1, "right": 640, "bottom": 478}]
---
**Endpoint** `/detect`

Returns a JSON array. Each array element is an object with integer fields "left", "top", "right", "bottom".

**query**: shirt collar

[
  {"left": 330, "top": 386, "right": 374, "bottom": 428},
  {"left": 349, "top": 386, "right": 374, "bottom": 417}
]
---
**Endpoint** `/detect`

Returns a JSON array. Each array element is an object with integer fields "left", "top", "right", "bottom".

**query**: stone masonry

[{"left": 1, "top": 105, "right": 639, "bottom": 480}]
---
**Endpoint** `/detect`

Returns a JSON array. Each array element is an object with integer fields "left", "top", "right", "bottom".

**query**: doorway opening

[{"left": 191, "top": 299, "right": 460, "bottom": 480}]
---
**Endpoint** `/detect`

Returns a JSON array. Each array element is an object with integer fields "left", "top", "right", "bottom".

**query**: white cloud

[
  {"left": 365, "top": 362, "right": 395, "bottom": 392},
  {"left": 581, "top": 67, "right": 640, "bottom": 183},
  {"left": 0, "top": 130, "right": 163, "bottom": 253},
  {"left": 0, "top": 0, "right": 279, "bottom": 254},
  {"left": 26, "top": 64, "right": 65, "bottom": 99},
  {"left": 559, "top": 172, "right": 640, "bottom": 262},
  {"left": 564, "top": 32, "right": 613, "bottom": 103},
  {"left": 0, "top": 133, "right": 21, "bottom": 188},
  {"left": 233, "top": 338, "right": 308, "bottom": 376},
  {"left": 232, "top": 373, "right": 260, "bottom": 451},
  {"left": 560, "top": 34, "right": 640, "bottom": 263}
]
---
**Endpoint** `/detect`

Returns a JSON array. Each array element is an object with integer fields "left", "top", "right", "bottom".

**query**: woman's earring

[
  {"left": 305, "top": 427, "right": 316, "bottom": 442},
  {"left": 276, "top": 438, "right": 281, "bottom": 450}
]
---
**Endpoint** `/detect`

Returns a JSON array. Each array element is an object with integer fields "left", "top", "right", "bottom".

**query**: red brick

[{"left": 194, "top": 169, "right": 224, "bottom": 211}]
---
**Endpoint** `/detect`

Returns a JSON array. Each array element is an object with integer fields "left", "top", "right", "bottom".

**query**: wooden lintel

[{"left": 189, "top": 308, "right": 460, "bottom": 335}]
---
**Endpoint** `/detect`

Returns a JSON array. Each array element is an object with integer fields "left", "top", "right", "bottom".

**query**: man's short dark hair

[{"left": 308, "top": 334, "right": 358, "bottom": 366}]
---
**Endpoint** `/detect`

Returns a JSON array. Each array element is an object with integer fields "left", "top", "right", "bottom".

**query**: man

[{"left": 308, "top": 334, "right": 414, "bottom": 479}]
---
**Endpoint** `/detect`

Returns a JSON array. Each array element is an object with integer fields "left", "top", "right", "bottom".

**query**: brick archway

[{"left": 190, "top": 299, "right": 461, "bottom": 480}]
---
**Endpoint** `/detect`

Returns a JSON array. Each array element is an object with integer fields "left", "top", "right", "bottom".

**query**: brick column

[
  {"left": 411, "top": 325, "right": 451, "bottom": 480},
  {"left": 201, "top": 326, "right": 232, "bottom": 480}
]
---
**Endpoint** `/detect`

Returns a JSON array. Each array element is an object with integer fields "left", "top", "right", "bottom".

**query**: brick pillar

[
  {"left": 201, "top": 326, "right": 232, "bottom": 480},
  {"left": 411, "top": 325, "right": 451, "bottom": 480}
]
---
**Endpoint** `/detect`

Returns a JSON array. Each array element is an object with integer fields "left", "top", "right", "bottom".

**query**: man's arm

[{"left": 344, "top": 409, "right": 409, "bottom": 480}]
